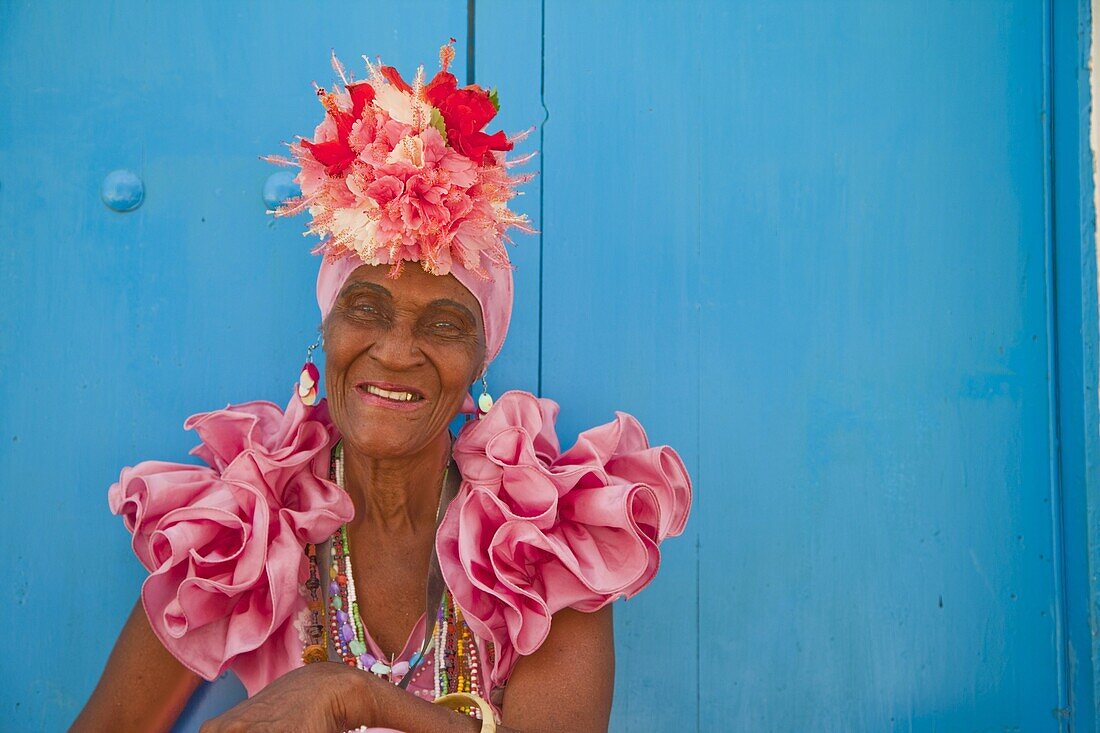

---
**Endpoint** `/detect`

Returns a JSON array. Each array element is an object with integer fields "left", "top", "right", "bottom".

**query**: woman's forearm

[{"left": 70, "top": 598, "right": 201, "bottom": 732}]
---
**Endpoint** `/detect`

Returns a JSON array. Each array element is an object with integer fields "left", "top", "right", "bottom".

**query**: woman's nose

[{"left": 367, "top": 321, "right": 425, "bottom": 370}]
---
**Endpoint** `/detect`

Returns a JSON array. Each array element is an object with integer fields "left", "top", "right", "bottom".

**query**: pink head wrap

[{"left": 316, "top": 252, "right": 513, "bottom": 378}]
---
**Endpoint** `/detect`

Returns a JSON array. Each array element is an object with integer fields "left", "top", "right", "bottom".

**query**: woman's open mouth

[{"left": 355, "top": 381, "right": 427, "bottom": 411}]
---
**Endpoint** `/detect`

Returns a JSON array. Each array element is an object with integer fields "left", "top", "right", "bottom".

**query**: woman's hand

[{"left": 198, "top": 662, "right": 378, "bottom": 733}]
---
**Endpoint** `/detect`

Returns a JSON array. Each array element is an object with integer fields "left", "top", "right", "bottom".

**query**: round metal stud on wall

[
  {"left": 263, "top": 171, "right": 301, "bottom": 211},
  {"left": 100, "top": 169, "right": 144, "bottom": 212}
]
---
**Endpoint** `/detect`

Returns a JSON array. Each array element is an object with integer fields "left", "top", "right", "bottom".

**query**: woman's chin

[{"left": 341, "top": 407, "right": 440, "bottom": 459}]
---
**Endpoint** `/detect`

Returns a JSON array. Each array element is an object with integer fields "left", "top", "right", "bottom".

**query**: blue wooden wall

[{"left": 1, "top": 1, "right": 1098, "bottom": 731}]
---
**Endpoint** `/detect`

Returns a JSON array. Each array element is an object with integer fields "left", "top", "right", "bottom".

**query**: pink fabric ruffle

[
  {"left": 436, "top": 390, "right": 692, "bottom": 687},
  {"left": 108, "top": 393, "right": 353, "bottom": 696}
]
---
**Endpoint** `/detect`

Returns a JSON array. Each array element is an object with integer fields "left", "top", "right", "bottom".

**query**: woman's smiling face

[{"left": 322, "top": 263, "right": 486, "bottom": 459}]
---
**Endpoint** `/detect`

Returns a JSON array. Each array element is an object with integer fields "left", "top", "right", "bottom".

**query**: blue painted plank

[
  {"left": 692, "top": 1, "right": 1059, "bottom": 729},
  {"left": 692, "top": 1, "right": 1064, "bottom": 728},
  {"left": 0, "top": 2, "right": 467, "bottom": 730},
  {"left": 538, "top": 0, "right": 1069, "bottom": 730},
  {"left": 539, "top": 3, "right": 702, "bottom": 730}
]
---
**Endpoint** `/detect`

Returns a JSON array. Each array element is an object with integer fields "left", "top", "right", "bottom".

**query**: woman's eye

[{"left": 433, "top": 321, "right": 457, "bottom": 330}]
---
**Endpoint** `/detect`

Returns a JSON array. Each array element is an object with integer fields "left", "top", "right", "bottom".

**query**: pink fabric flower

[
  {"left": 108, "top": 394, "right": 353, "bottom": 696},
  {"left": 436, "top": 391, "right": 693, "bottom": 687}
]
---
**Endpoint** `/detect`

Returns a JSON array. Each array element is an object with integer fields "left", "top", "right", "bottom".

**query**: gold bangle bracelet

[{"left": 432, "top": 692, "right": 497, "bottom": 733}]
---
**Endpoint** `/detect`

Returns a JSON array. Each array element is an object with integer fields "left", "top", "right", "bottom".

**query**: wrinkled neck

[{"left": 341, "top": 430, "right": 451, "bottom": 534}]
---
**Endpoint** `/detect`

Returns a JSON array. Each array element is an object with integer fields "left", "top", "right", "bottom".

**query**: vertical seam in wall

[
  {"left": 695, "top": 452, "right": 701, "bottom": 730},
  {"left": 466, "top": 0, "right": 475, "bottom": 85},
  {"left": 537, "top": 0, "right": 546, "bottom": 397},
  {"left": 694, "top": 8, "right": 703, "bottom": 726},
  {"left": 1081, "top": 0, "right": 1100, "bottom": 718},
  {"left": 1042, "top": 0, "right": 1073, "bottom": 724}
]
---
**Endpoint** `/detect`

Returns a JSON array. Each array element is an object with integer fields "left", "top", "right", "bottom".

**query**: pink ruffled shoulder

[
  {"left": 107, "top": 392, "right": 353, "bottom": 696},
  {"left": 436, "top": 390, "right": 692, "bottom": 688}
]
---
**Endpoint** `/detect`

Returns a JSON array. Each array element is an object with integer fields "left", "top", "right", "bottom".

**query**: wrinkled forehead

[{"left": 334, "top": 264, "right": 482, "bottom": 319}]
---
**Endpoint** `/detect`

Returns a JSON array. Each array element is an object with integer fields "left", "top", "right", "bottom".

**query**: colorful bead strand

[
  {"left": 304, "top": 440, "right": 489, "bottom": 713},
  {"left": 301, "top": 542, "right": 327, "bottom": 664}
]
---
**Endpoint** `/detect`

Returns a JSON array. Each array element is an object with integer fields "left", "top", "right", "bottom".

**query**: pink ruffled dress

[{"left": 109, "top": 389, "right": 692, "bottom": 727}]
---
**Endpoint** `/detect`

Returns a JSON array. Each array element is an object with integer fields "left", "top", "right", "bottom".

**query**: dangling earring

[
  {"left": 298, "top": 331, "right": 322, "bottom": 406},
  {"left": 477, "top": 372, "right": 494, "bottom": 415}
]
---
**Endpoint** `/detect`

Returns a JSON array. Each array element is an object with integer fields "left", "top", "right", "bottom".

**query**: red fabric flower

[
  {"left": 300, "top": 139, "right": 355, "bottom": 174},
  {"left": 380, "top": 65, "right": 413, "bottom": 93},
  {"left": 300, "top": 84, "right": 376, "bottom": 176},
  {"left": 347, "top": 81, "right": 376, "bottom": 120},
  {"left": 424, "top": 69, "right": 459, "bottom": 104},
  {"left": 425, "top": 71, "right": 513, "bottom": 164}
]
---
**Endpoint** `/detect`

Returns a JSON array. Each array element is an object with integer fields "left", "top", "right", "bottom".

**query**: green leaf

[
  {"left": 488, "top": 87, "right": 500, "bottom": 112},
  {"left": 429, "top": 107, "right": 448, "bottom": 143}
]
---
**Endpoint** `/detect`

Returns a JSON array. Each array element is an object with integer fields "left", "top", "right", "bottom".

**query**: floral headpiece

[{"left": 266, "top": 40, "right": 535, "bottom": 280}]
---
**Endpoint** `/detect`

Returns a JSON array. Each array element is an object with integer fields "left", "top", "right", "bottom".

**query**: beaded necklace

[{"left": 301, "top": 440, "right": 488, "bottom": 712}]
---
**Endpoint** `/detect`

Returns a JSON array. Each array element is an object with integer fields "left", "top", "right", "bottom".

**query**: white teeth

[{"left": 365, "top": 385, "right": 419, "bottom": 402}]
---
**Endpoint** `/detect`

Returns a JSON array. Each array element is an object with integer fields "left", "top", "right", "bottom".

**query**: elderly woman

[{"left": 74, "top": 43, "right": 691, "bottom": 733}]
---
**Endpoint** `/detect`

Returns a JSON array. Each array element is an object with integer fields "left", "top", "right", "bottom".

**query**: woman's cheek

[{"left": 441, "top": 340, "right": 483, "bottom": 386}]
